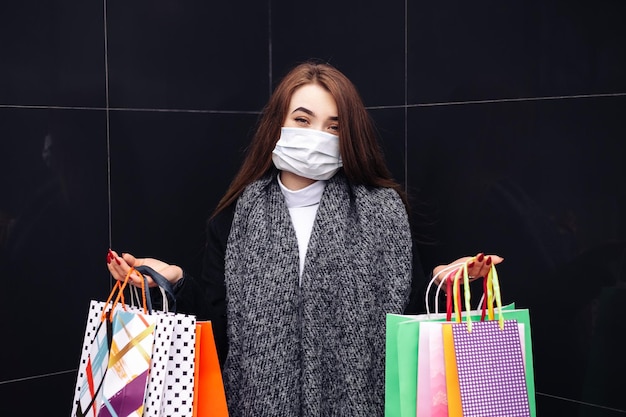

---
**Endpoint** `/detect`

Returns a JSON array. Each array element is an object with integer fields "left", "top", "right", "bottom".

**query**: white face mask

[{"left": 272, "top": 127, "right": 343, "bottom": 181}]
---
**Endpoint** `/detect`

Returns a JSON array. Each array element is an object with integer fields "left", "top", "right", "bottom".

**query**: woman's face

[{"left": 283, "top": 83, "right": 339, "bottom": 135}]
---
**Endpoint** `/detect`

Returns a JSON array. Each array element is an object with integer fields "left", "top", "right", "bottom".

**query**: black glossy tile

[
  {"left": 369, "top": 108, "right": 406, "bottom": 189},
  {"left": 0, "top": 370, "right": 77, "bottom": 415},
  {"left": 408, "top": 0, "right": 626, "bottom": 104},
  {"left": 407, "top": 96, "right": 626, "bottom": 412},
  {"left": 0, "top": 1, "right": 106, "bottom": 107},
  {"left": 0, "top": 108, "right": 110, "bottom": 382},
  {"left": 106, "top": 1, "right": 269, "bottom": 111},
  {"left": 108, "top": 110, "right": 259, "bottom": 278},
  {"left": 272, "top": 0, "right": 405, "bottom": 107}
]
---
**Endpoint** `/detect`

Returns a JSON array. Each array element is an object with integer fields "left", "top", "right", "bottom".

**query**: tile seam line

[
  {"left": 2, "top": 92, "right": 625, "bottom": 113},
  {"left": 368, "top": 92, "right": 626, "bottom": 110},
  {"left": 0, "top": 105, "right": 261, "bottom": 114},
  {"left": 0, "top": 370, "right": 624, "bottom": 414}
]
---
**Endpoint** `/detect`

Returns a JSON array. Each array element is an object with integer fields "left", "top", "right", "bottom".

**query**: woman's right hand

[{"left": 106, "top": 249, "right": 183, "bottom": 288}]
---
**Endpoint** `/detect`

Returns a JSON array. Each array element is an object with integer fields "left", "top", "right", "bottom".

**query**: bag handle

[
  {"left": 425, "top": 262, "right": 464, "bottom": 318},
  {"left": 425, "top": 257, "right": 505, "bottom": 330},
  {"left": 101, "top": 267, "right": 150, "bottom": 322},
  {"left": 426, "top": 260, "right": 491, "bottom": 318},
  {"left": 452, "top": 262, "right": 505, "bottom": 331},
  {"left": 134, "top": 265, "right": 178, "bottom": 313}
]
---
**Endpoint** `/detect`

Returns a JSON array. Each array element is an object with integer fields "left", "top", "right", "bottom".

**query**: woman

[{"left": 107, "top": 61, "right": 501, "bottom": 416}]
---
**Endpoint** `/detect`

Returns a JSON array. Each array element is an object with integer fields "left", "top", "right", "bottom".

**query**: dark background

[{"left": 1, "top": 1, "right": 625, "bottom": 415}]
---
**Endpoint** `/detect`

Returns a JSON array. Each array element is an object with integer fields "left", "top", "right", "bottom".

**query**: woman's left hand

[{"left": 432, "top": 253, "right": 504, "bottom": 284}]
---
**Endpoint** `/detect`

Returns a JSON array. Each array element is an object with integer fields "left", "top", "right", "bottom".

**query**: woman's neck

[{"left": 279, "top": 170, "right": 316, "bottom": 191}]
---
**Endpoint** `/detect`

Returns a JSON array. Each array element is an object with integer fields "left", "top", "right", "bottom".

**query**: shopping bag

[
  {"left": 385, "top": 261, "right": 536, "bottom": 417},
  {"left": 416, "top": 321, "right": 450, "bottom": 417},
  {"left": 385, "top": 264, "right": 479, "bottom": 417},
  {"left": 134, "top": 265, "right": 197, "bottom": 417},
  {"left": 71, "top": 270, "right": 156, "bottom": 417},
  {"left": 142, "top": 311, "right": 175, "bottom": 417},
  {"left": 71, "top": 272, "right": 131, "bottom": 416},
  {"left": 442, "top": 323, "right": 462, "bottom": 417},
  {"left": 445, "top": 320, "right": 530, "bottom": 417},
  {"left": 71, "top": 300, "right": 117, "bottom": 416},
  {"left": 193, "top": 321, "right": 229, "bottom": 417},
  {"left": 100, "top": 308, "right": 156, "bottom": 416},
  {"left": 443, "top": 262, "right": 531, "bottom": 417},
  {"left": 122, "top": 273, "right": 178, "bottom": 417},
  {"left": 415, "top": 321, "right": 448, "bottom": 417}
]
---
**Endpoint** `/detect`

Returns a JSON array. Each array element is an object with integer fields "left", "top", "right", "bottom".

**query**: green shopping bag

[{"left": 384, "top": 262, "right": 536, "bottom": 417}]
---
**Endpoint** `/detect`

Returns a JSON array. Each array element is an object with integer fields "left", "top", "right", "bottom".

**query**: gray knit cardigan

[{"left": 222, "top": 173, "right": 412, "bottom": 417}]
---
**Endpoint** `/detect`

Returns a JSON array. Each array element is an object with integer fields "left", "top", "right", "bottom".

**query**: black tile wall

[
  {"left": 106, "top": 0, "right": 270, "bottom": 111},
  {"left": 369, "top": 108, "right": 406, "bottom": 188},
  {"left": 1, "top": 0, "right": 624, "bottom": 415},
  {"left": 408, "top": 0, "right": 626, "bottom": 103},
  {"left": 0, "top": 108, "right": 110, "bottom": 415},
  {"left": 108, "top": 110, "right": 259, "bottom": 278},
  {"left": 407, "top": 97, "right": 626, "bottom": 414},
  {"left": 272, "top": 0, "right": 405, "bottom": 107},
  {"left": 0, "top": 1, "right": 106, "bottom": 107}
]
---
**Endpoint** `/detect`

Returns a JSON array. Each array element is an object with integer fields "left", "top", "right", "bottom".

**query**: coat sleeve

[
  {"left": 403, "top": 232, "right": 429, "bottom": 314},
  {"left": 174, "top": 205, "right": 234, "bottom": 367}
]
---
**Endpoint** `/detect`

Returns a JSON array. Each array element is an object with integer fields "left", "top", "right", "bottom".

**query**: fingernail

[
  {"left": 468, "top": 261, "right": 475, "bottom": 268},
  {"left": 486, "top": 256, "right": 492, "bottom": 266},
  {"left": 477, "top": 253, "right": 484, "bottom": 262},
  {"left": 115, "top": 257, "right": 121, "bottom": 265},
  {"left": 106, "top": 254, "right": 111, "bottom": 264}
]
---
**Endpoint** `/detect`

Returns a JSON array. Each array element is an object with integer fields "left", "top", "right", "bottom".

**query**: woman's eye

[
  {"left": 295, "top": 117, "right": 309, "bottom": 125},
  {"left": 329, "top": 125, "right": 339, "bottom": 133}
]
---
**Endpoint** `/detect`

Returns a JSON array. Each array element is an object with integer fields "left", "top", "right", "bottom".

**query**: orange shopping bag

[{"left": 193, "top": 321, "right": 229, "bottom": 417}]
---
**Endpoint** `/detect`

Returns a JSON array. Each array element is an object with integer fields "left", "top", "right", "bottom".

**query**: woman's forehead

[{"left": 288, "top": 84, "right": 337, "bottom": 116}]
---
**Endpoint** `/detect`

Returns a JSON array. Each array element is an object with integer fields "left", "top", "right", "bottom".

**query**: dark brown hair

[{"left": 211, "top": 60, "right": 407, "bottom": 218}]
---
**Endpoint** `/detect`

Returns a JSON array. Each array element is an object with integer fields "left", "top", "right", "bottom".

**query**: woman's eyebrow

[
  {"left": 291, "top": 106, "right": 314, "bottom": 116},
  {"left": 291, "top": 107, "right": 338, "bottom": 121}
]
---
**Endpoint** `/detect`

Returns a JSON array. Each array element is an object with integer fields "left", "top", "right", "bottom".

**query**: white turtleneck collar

[
  {"left": 276, "top": 174, "right": 327, "bottom": 282},
  {"left": 277, "top": 175, "right": 326, "bottom": 208}
]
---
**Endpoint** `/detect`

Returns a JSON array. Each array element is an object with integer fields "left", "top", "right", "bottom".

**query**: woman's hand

[
  {"left": 106, "top": 249, "right": 183, "bottom": 287},
  {"left": 432, "top": 252, "right": 504, "bottom": 285}
]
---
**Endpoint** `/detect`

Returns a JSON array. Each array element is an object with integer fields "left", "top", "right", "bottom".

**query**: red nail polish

[
  {"left": 468, "top": 261, "right": 475, "bottom": 268},
  {"left": 486, "top": 256, "right": 492, "bottom": 266},
  {"left": 106, "top": 254, "right": 111, "bottom": 264},
  {"left": 115, "top": 257, "right": 121, "bottom": 265},
  {"left": 477, "top": 253, "right": 484, "bottom": 262}
]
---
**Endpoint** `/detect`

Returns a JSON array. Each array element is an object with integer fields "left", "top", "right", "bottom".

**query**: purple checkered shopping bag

[{"left": 450, "top": 319, "right": 530, "bottom": 417}]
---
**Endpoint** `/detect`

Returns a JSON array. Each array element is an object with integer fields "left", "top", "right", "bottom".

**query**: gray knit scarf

[{"left": 223, "top": 172, "right": 412, "bottom": 417}]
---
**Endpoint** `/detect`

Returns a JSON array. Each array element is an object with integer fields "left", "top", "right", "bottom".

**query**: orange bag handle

[{"left": 101, "top": 268, "right": 148, "bottom": 322}]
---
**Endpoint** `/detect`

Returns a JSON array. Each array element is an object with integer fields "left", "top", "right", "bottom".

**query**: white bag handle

[{"left": 425, "top": 262, "right": 488, "bottom": 318}]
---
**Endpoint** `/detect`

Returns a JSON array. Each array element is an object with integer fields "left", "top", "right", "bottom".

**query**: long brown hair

[{"left": 211, "top": 60, "right": 407, "bottom": 218}]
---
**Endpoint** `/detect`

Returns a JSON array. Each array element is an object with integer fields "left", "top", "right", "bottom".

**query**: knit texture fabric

[{"left": 223, "top": 173, "right": 412, "bottom": 417}]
